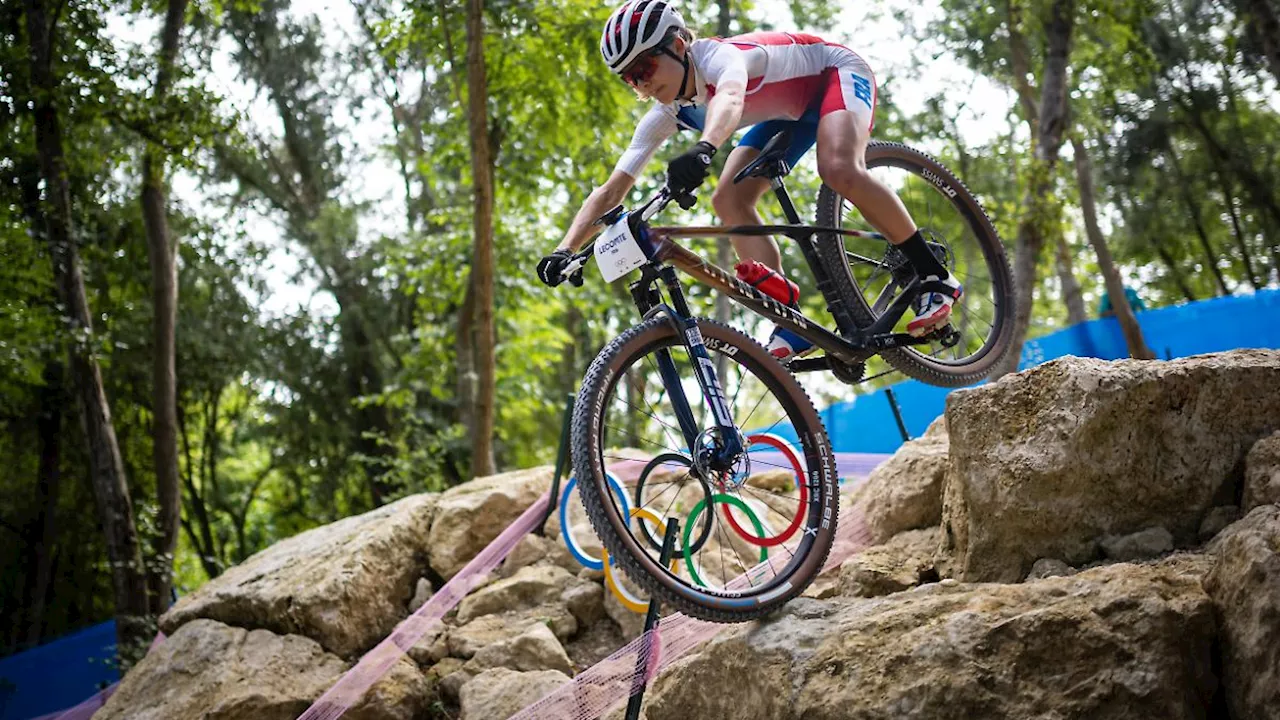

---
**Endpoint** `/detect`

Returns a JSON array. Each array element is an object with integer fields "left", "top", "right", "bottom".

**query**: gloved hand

[
  {"left": 536, "top": 249, "right": 582, "bottom": 287},
  {"left": 666, "top": 140, "right": 717, "bottom": 194}
]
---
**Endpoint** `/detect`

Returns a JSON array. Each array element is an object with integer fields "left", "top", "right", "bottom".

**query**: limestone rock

[
  {"left": 645, "top": 562, "right": 1216, "bottom": 720},
  {"left": 429, "top": 467, "right": 553, "bottom": 579},
  {"left": 466, "top": 622, "right": 574, "bottom": 676},
  {"left": 408, "top": 577, "right": 434, "bottom": 613},
  {"left": 942, "top": 351, "right": 1280, "bottom": 582},
  {"left": 562, "top": 578, "right": 606, "bottom": 626},
  {"left": 96, "top": 619, "right": 431, "bottom": 720},
  {"left": 429, "top": 657, "right": 467, "bottom": 703},
  {"left": 345, "top": 656, "right": 437, "bottom": 720},
  {"left": 746, "top": 468, "right": 796, "bottom": 493},
  {"left": 1243, "top": 430, "right": 1280, "bottom": 510},
  {"left": 853, "top": 424, "right": 949, "bottom": 543},
  {"left": 1025, "top": 558, "right": 1074, "bottom": 580},
  {"left": 1198, "top": 505, "right": 1241, "bottom": 543},
  {"left": 458, "top": 668, "right": 571, "bottom": 720},
  {"left": 838, "top": 527, "right": 940, "bottom": 597},
  {"left": 1204, "top": 504, "right": 1280, "bottom": 720},
  {"left": 456, "top": 564, "right": 578, "bottom": 624},
  {"left": 160, "top": 494, "right": 436, "bottom": 657},
  {"left": 407, "top": 622, "right": 449, "bottom": 666},
  {"left": 1100, "top": 526, "right": 1174, "bottom": 561},
  {"left": 498, "top": 533, "right": 579, "bottom": 578},
  {"left": 447, "top": 605, "right": 577, "bottom": 659}
]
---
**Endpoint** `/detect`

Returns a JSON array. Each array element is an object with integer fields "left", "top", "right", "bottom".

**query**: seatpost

[{"left": 770, "top": 176, "right": 804, "bottom": 225}]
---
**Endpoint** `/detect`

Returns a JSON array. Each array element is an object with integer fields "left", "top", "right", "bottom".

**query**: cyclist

[{"left": 536, "top": 0, "right": 962, "bottom": 360}]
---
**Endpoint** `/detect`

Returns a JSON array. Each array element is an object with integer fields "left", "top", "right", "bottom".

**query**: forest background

[{"left": 2, "top": 0, "right": 1278, "bottom": 664}]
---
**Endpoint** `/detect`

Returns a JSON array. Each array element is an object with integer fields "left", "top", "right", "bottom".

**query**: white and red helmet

[{"left": 600, "top": 1, "right": 687, "bottom": 74}]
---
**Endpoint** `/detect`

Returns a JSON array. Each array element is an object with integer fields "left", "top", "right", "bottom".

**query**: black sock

[{"left": 898, "top": 230, "right": 948, "bottom": 280}]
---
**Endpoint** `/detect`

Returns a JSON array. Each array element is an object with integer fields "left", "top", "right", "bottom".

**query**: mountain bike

[{"left": 552, "top": 130, "right": 1013, "bottom": 623}]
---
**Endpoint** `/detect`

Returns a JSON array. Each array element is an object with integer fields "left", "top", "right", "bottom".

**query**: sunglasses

[{"left": 620, "top": 44, "right": 680, "bottom": 88}]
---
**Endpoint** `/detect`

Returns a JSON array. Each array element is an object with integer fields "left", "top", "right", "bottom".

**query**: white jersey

[{"left": 614, "top": 32, "right": 876, "bottom": 178}]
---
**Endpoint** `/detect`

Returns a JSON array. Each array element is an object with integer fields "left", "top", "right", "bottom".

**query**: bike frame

[{"left": 618, "top": 176, "right": 935, "bottom": 469}]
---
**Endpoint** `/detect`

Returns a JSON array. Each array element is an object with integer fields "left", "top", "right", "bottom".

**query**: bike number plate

[{"left": 595, "top": 216, "right": 648, "bottom": 283}]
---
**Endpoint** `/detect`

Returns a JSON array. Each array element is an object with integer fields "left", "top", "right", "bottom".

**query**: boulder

[
  {"left": 466, "top": 622, "right": 574, "bottom": 676},
  {"left": 1243, "top": 430, "right": 1280, "bottom": 510},
  {"left": 942, "top": 351, "right": 1280, "bottom": 582},
  {"left": 1100, "top": 526, "right": 1174, "bottom": 561},
  {"left": 1204, "top": 504, "right": 1280, "bottom": 720},
  {"left": 95, "top": 619, "right": 432, "bottom": 720},
  {"left": 458, "top": 668, "right": 571, "bottom": 720},
  {"left": 407, "top": 622, "right": 449, "bottom": 667},
  {"left": 851, "top": 417, "right": 949, "bottom": 543},
  {"left": 498, "top": 533, "right": 580, "bottom": 578},
  {"left": 447, "top": 606, "right": 577, "bottom": 659},
  {"left": 837, "top": 527, "right": 940, "bottom": 597},
  {"left": 1198, "top": 505, "right": 1241, "bottom": 543},
  {"left": 645, "top": 562, "right": 1217, "bottom": 720},
  {"left": 429, "top": 467, "right": 554, "bottom": 579},
  {"left": 160, "top": 494, "right": 436, "bottom": 657},
  {"left": 1024, "top": 558, "right": 1074, "bottom": 580},
  {"left": 456, "top": 564, "right": 580, "bottom": 624}
]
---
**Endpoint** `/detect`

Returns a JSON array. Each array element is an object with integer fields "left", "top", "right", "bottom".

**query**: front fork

[{"left": 630, "top": 265, "right": 744, "bottom": 470}]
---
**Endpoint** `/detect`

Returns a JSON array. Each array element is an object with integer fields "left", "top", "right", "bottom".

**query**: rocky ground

[{"left": 97, "top": 349, "right": 1280, "bottom": 720}]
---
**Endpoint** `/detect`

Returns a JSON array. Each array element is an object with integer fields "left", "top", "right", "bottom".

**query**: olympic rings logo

[{"left": 558, "top": 433, "right": 807, "bottom": 614}]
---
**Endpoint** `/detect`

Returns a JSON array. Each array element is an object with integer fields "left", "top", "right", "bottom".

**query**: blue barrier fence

[
  {"left": 817, "top": 288, "right": 1280, "bottom": 453},
  {"left": 0, "top": 621, "right": 117, "bottom": 720},
  {"left": 6, "top": 289, "right": 1280, "bottom": 719}
]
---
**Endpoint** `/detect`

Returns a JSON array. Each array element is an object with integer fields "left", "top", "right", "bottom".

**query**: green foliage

[{"left": 2, "top": 0, "right": 1278, "bottom": 652}]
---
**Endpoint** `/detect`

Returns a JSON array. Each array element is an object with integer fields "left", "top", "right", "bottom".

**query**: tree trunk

[
  {"left": 26, "top": 361, "right": 64, "bottom": 646},
  {"left": 1071, "top": 137, "right": 1155, "bottom": 359},
  {"left": 465, "top": 0, "right": 497, "bottom": 478},
  {"left": 140, "top": 0, "right": 190, "bottom": 616},
  {"left": 23, "top": 0, "right": 150, "bottom": 658},
  {"left": 992, "top": 0, "right": 1075, "bottom": 378},
  {"left": 1053, "top": 233, "right": 1088, "bottom": 325}
]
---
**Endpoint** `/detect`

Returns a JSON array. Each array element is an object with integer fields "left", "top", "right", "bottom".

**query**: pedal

[{"left": 929, "top": 324, "right": 961, "bottom": 348}]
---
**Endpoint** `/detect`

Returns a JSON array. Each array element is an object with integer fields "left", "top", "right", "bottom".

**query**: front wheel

[
  {"left": 571, "top": 316, "right": 839, "bottom": 623},
  {"left": 816, "top": 141, "right": 1015, "bottom": 387}
]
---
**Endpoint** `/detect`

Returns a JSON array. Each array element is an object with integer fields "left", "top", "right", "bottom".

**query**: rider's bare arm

[
  {"left": 698, "top": 77, "right": 746, "bottom": 148},
  {"left": 557, "top": 170, "right": 637, "bottom": 252}
]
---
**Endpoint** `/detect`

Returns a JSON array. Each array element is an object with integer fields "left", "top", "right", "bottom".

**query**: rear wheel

[
  {"left": 571, "top": 316, "right": 838, "bottom": 623},
  {"left": 815, "top": 141, "right": 1015, "bottom": 386}
]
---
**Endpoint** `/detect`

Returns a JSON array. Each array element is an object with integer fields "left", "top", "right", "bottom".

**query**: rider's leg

[
  {"left": 714, "top": 144, "right": 813, "bottom": 360},
  {"left": 816, "top": 108, "right": 962, "bottom": 335},
  {"left": 711, "top": 146, "right": 779, "bottom": 270},
  {"left": 814, "top": 110, "right": 916, "bottom": 243}
]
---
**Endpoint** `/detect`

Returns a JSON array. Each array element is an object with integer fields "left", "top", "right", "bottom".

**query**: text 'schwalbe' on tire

[
  {"left": 815, "top": 141, "right": 1015, "bottom": 387},
  {"left": 571, "top": 317, "right": 838, "bottom": 623}
]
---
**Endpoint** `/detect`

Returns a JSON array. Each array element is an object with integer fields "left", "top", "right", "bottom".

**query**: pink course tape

[
  {"left": 507, "top": 510, "right": 873, "bottom": 720},
  {"left": 29, "top": 685, "right": 117, "bottom": 720},
  {"left": 297, "top": 492, "right": 553, "bottom": 720}
]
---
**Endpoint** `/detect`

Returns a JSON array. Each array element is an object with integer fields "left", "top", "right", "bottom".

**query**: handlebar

[{"left": 556, "top": 185, "right": 695, "bottom": 284}]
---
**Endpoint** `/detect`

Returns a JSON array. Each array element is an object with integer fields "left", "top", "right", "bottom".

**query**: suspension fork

[{"left": 629, "top": 265, "right": 744, "bottom": 466}]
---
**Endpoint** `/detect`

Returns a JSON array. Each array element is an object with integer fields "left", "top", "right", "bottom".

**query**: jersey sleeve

[
  {"left": 614, "top": 104, "right": 679, "bottom": 178},
  {"left": 694, "top": 40, "right": 749, "bottom": 92}
]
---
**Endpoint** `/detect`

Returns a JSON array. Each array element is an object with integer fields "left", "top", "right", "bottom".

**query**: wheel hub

[{"left": 692, "top": 427, "right": 750, "bottom": 489}]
